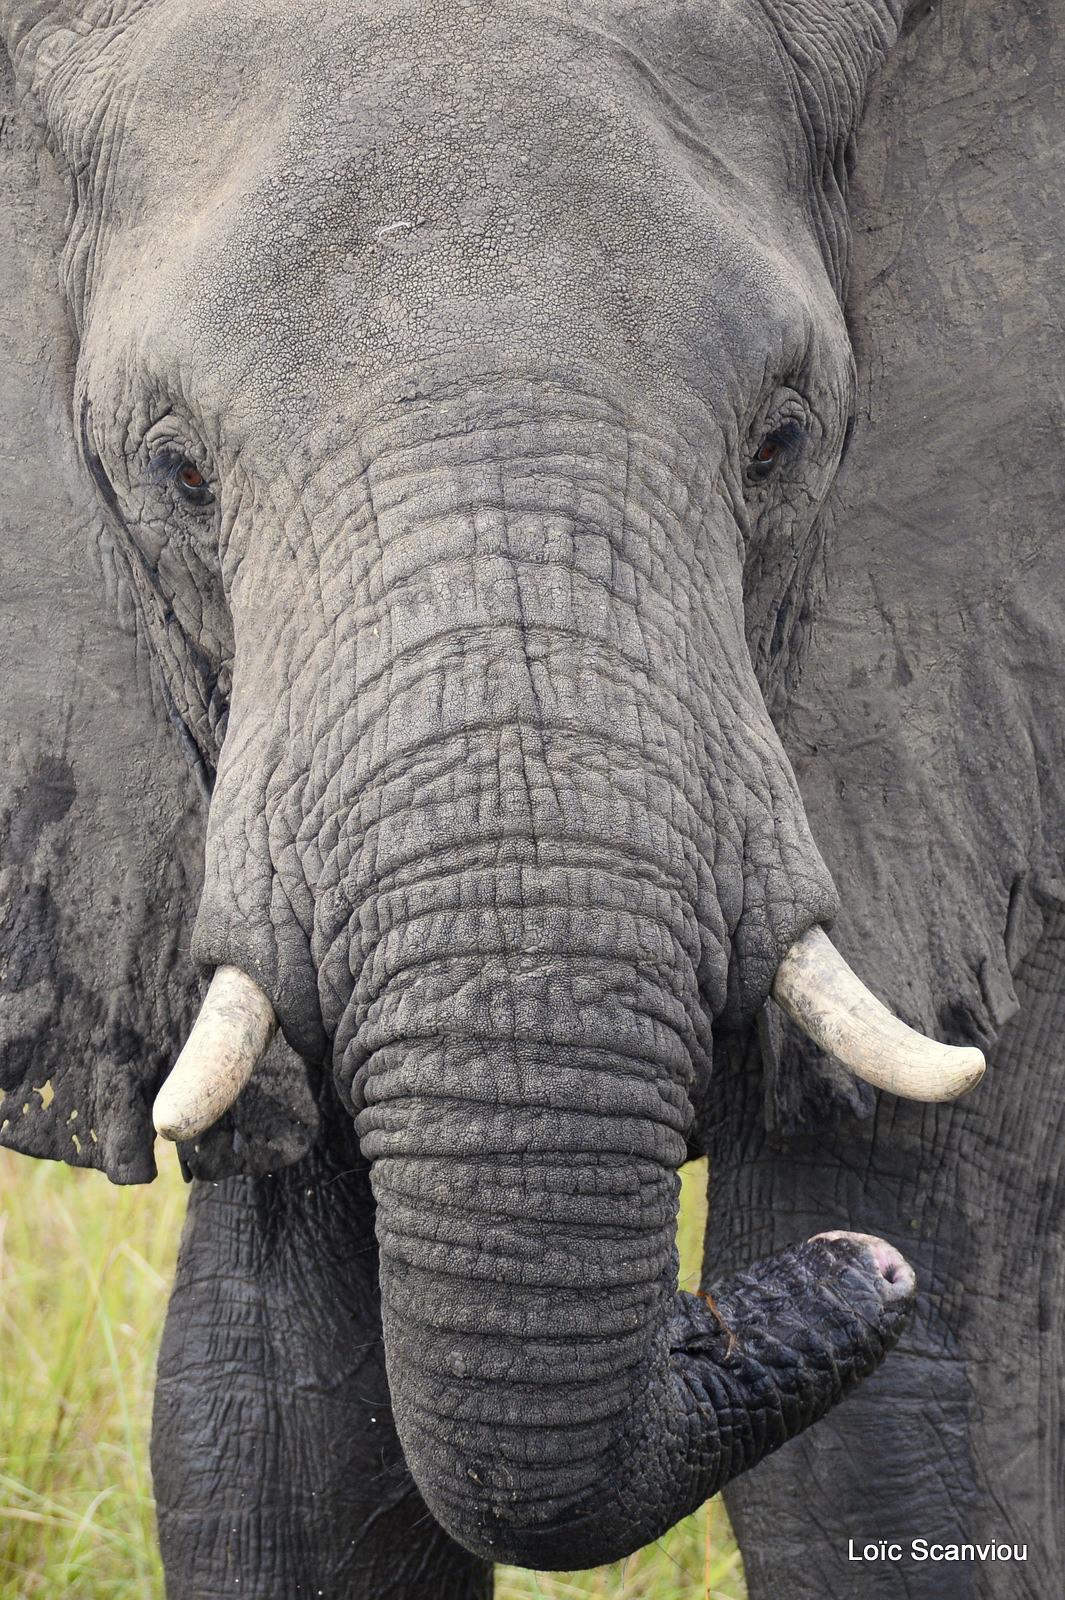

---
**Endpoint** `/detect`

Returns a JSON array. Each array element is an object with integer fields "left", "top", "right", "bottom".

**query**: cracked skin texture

[{"left": 9, "top": 0, "right": 1034, "bottom": 1593}]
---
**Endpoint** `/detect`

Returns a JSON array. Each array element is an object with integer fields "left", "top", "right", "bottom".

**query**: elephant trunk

[
  {"left": 334, "top": 820, "right": 909, "bottom": 1563},
  {"left": 354, "top": 983, "right": 911, "bottom": 1567},
  {"left": 158, "top": 941, "right": 915, "bottom": 1567}
]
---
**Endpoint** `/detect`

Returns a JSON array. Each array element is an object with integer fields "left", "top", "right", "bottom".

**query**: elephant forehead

[
  {"left": 71, "top": 0, "right": 836, "bottom": 421},
  {"left": 102, "top": 0, "right": 800, "bottom": 195}
]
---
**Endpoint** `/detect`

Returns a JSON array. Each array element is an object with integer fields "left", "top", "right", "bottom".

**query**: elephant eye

[
  {"left": 746, "top": 419, "right": 807, "bottom": 485},
  {"left": 173, "top": 458, "right": 215, "bottom": 507}
]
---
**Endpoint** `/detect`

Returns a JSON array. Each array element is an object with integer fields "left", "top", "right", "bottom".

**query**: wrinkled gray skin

[{"left": 1, "top": 0, "right": 1063, "bottom": 1594}]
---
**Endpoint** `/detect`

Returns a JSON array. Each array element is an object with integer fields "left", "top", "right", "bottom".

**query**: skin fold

[{"left": 3, "top": 0, "right": 1061, "bottom": 1595}]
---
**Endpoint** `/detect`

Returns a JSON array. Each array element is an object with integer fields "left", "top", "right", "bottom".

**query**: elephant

[{"left": 0, "top": 0, "right": 1060, "bottom": 1592}]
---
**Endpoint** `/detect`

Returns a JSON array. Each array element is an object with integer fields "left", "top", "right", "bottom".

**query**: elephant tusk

[
  {"left": 152, "top": 966, "right": 278, "bottom": 1141},
  {"left": 771, "top": 925, "right": 985, "bottom": 1102}
]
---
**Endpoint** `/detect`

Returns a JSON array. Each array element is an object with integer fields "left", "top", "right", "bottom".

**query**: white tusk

[
  {"left": 771, "top": 925, "right": 985, "bottom": 1103},
  {"left": 153, "top": 966, "right": 278, "bottom": 1142}
]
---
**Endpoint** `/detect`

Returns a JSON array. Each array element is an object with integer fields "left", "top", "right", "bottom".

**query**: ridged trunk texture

[{"left": 358, "top": 1036, "right": 911, "bottom": 1566}]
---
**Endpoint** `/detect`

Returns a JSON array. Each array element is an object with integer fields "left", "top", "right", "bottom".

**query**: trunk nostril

[{"left": 812, "top": 1230, "right": 916, "bottom": 1300}]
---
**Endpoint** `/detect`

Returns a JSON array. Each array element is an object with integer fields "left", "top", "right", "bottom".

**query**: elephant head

[{"left": 1, "top": 0, "right": 1000, "bottom": 1570}]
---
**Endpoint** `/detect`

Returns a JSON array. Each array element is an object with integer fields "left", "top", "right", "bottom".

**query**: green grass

[
  {"left": 0, "top": 1148, "right": 745, "bottom": 1598},
  {"left": 0, "top": 1144, "right": 184, "bottom": 1597}
]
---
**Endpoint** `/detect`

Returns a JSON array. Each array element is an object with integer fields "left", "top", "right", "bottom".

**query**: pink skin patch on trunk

[{"left": 812, "top": 1230, "right": 916, "bottom": 1300}]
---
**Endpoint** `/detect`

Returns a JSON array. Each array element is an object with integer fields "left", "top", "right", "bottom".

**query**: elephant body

[{"left": 0, "top": 0, "right": 1062, "bottom": 1595}]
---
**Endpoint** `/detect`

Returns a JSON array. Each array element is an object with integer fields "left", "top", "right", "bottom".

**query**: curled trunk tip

[
  {"left": 772, "top": 925, "right": 985, "bottom": 1102},
  {"left": 153, "top": 965, "right": 278, "bottom": 1141}
]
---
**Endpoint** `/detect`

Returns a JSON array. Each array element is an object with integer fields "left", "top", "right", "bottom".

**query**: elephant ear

[
  {"left": 765, "top": 0, "right": 1065, "bottom": 1125},
  {"left": 0, "top": 42, "right": 322, "bottom": 1183},
  {"left": 0, "top": 46, "right": 206, "bottom": 1182}
]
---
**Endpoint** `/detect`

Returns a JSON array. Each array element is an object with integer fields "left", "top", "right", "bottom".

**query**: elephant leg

[
  {"left": 704, "top": 914, "right": 1065, "bottom": 1600},
  {"left": 722, "top": 1354, "right": 977, "bottom": 1598},
  {"left": 151, "top": 1106, "right": 492, "bottom": 1600}
]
